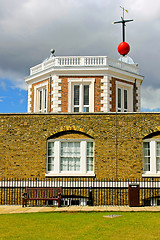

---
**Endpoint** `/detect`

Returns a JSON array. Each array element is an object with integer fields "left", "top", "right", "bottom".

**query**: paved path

[{"left": 0, "top": 205, "right": 160, "bottom": 214}]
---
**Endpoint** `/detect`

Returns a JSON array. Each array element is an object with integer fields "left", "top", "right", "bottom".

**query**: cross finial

[{"left": 113, "top": 6, "right": 134, "bottom": 42}]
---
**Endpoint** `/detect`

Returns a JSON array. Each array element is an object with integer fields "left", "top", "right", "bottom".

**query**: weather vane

[{"left": 113, "top": 6, "right": 134, "bottom": 56}]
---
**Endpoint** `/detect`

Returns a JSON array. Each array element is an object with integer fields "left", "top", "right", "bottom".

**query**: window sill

[
  {"left": 142, "top": 173, "right": 160, "bottom": 177},
  {"left": 45, "top": 173, "right": 95, "bottom": 177}
]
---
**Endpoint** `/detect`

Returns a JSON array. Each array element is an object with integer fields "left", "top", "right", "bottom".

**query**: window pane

[
  {"left": 48, "top": 155, "right": 54, "bottom": 171},
  {"left": 48, "top": 157, "right": 54, "bottom": 164},
  {"left": 48, "top": 142, "right": 54, "bottom": 148},
  {"left": 87, "top": 142, "right": 93, "bottom": 156},
  {"left": 87, "top": 157, "right": 93, "bottom": 171},
  {"left": 156, "top": 142, "right": 160, "bottom": 171},
  {"left": 83, "top": 107, "right": 89, "bottom": 112},
  {"left": 143, "top": 142, "right": 150, "bottom": 156},
  {"left": 48, "top": 149, "right": 54, "bottom": 156},
  {"left": 143, "top": 157, "right": 150, "bottom": 171},
  {"left": 44, "top": 88, "right": 47, "bottom": 111},
  {"left": 143, "top": 142, "right": 150, "bottom": 172},
  {"left": 124, "top": 89, "right": 128, "bottom": 110},
  {"left": 87, "top": 142, "right": 94, "bottom": 171},
  {"left": 61, "top": 142, "right": 80, "bottom": 171},
  {"left": 74, "top": 85, "right": 79, "bottom": 105},
  {"left": 48, "top": 142, "right": 54, "bottom": 172},
  {"left": 61, "top": 157, "right": 67, "bottom": 171},
  {"left": 118, "top": 88, "right": 121, "bottom": 109},
  {"left": 74, "top": 107, "right": 79, "bottom": 112},
  {"left": 39, "top": 90, "right": 42, "bottom": 111},
  {"left": 48, "top": 163, "right": 54, "bottom": 171},
  {"left": 156, "top": 142, "right": 160, "bottom": 156},
  {"left": 156, "top": 157, "right": 160, "bottom": 171},
  {"left": 83, "top": 85, "right": 89, "bottom": 105},
  {"left": 48, "top": 142, "right": 54, "bottom": 156}
]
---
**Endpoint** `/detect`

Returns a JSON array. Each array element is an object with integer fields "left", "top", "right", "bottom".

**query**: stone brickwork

[{"left": 1, "top": 113, "right": 160, "bottom": 179}]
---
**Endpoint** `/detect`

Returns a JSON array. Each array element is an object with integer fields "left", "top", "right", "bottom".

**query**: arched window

[
  {"left": 46, "top": 131, "right": 94, "bottom": 177},
  {"left": 143, "top": 132, "right": 160, "bottom": 176}
]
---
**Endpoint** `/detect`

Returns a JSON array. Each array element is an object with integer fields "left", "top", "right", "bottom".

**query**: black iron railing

[{"left": 0, "top": 178, "right": 160, "bottom": 206}]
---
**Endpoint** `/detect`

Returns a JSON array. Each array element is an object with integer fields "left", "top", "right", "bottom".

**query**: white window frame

[
  {"left": 34, "top": 83, "right": 48, "bottom": 113},
  {"left": 68, "top": 78, "right": 95, "bottom": 113},
  {"left": 143, "top": 139, "right": 160, "bottom": 177},
  {"left": 45, "top": 139, "right": 95, "bottom": 177},
  {"left": 116, "top": 82, "right": 133, "bottom": 112}
]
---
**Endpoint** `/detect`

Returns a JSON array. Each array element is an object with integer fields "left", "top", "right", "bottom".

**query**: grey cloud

[{"left": 0, "top": 0, "right": 160, "bottom": 108}]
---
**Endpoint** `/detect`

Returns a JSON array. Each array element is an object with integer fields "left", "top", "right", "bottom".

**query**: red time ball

[{"left": 118, "top": 42, "right": 130, "bottom": 56}]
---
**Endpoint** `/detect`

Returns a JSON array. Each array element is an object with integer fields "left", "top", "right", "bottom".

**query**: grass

[{"left": 0, "top": 212, "right": 160, "bottom": 240}]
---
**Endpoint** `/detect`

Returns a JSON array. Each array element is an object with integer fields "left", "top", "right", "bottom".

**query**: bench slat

[{"left": 22, "top": 187, "right": 62, "bottom": 207}]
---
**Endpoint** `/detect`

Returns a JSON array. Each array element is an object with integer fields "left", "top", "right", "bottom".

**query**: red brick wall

[
  {"left": 59, "top": 76, "right": 103, "bottom": 113},
  {"left": 29, "top": 76, "right": 137, "bottom": 113},
  {"left": 59, "top": 77, "right": 68, "bottom": 113},
  {"left": 94, "top": 76, "right": 103, "bottom": 112},
  {"left": 110, "top": 77, "right": 135, "bottom": 112}
]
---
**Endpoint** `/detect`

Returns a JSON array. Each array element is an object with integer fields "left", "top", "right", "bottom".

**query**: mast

[
  {"left": 113, "top": 6, "right": 134, "bottom": 42},
  {"left": 113, "top": 7, "right": 134, "bottom": 56}
]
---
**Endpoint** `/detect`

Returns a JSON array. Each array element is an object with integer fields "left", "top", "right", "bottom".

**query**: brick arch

[
  {"left": 47, "top": 127, "right": 94, "bottom": 140},
  {"left": 140, "top": 125, "right": 160, "bottom": 138},
  {"left": 143, "top": 131, "right": 160, "bottom": 140}
]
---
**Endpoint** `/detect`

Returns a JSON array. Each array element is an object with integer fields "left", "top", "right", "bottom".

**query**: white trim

[
  {"left": 136, "top": 81, "right": 141, "bottom": 112},
  {"left": 142, "top": 174, "right": 160, "bottom": 177},
  {"left": 143, "top": 139, "right": 160, "bottom": 176},
  {"left": 116, "top": 81, "right": 133, "bottom": 112},
  {"left": 81, "top": 141, "right": 87, "bottom": 174},
  {"left": 27, "top": 85, "right": 32, "bottom": 113},
  {"left": 101, "top": 76, "right": 110, "bottom": 112},
  {"left": 45, "top": 173, "right": 95, "bottom": 177},
  {"left": 27, "top": 56, "right": 140, "bottom": 77},
  {"left": 52, "top": 75, "right": 61, "bottom": 113},
  {"left": 25, "top": 67, "right": 143, "bottom": 85},
  {"left": 68, "top": 78, "right": 95, "bottom": 113},
  {"left": 34, "top": 82, "right": 48, "bottom": 113},
  {"left": 46, "top": 138, "right": 94, "bottom": 177},
  {"left": 107, "top": 68, "right": 143, "bottom": 82}
]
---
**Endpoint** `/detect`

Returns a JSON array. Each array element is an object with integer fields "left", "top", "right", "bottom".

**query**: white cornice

[{"left": 25, "top": 65, "right": 144, "bottom": 85}]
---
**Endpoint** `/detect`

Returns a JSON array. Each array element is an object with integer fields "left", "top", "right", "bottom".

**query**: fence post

[{"left": 88, "top": 186, "right": 93, "bottom": 206}]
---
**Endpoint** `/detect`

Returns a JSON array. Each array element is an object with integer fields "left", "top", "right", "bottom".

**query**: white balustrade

[{"left": 30, "top": 56, "right": 139, "bottom": 75}]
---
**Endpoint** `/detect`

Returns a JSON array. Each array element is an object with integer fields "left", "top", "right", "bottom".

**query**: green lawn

[{"left": 0, "top": 212, "right": 159, "bottom": 240}]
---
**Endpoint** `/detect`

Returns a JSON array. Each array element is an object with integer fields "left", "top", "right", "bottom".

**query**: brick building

[
  {"left": 25, "top": 55, "right": 143, "bottom": 114},
  {"left": 1, "top": 53, "right": 160, "bottom": 180},
  {"left": 0, "top": 112, "right": 160, "bottom": 179}
]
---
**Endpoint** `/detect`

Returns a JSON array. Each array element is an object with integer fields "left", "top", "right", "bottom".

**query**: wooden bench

[{"left": 22, "top": 187, "right": 62, "bottom": 207}]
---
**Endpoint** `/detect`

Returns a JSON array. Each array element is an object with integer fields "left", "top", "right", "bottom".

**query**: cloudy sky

[{"left": 0, "top": 0, "right": 160, "bottom": 112}]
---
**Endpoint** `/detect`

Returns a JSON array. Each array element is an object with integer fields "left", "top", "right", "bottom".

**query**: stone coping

[{"left": 0, "top": 112, "right": 160, "bottom": 116}]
